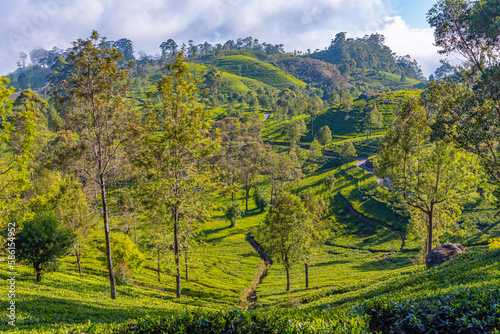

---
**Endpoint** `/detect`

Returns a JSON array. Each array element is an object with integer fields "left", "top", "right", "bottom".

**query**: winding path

[
  {"left": 261, "top": 112, "right": 272, "bottom": 122},
  {"left": 355, "top": 158, "right": 383, "bottom": 184},
  {"left": 242, "top": 234, "right": 272, "bottom": 310}
]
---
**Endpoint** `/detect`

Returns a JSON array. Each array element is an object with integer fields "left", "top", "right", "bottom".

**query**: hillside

[
  {"left": 2, "top": 155, "right": 499, "bottom": 332},
  {"left": 211, "top": 55, "right": 306, "bottom": 89},
  {"left": 3, "top": 28, "right": 498, "bottom": 334},
  {"left": 309, "top": 33, "right": 425, "bottom": 81}
]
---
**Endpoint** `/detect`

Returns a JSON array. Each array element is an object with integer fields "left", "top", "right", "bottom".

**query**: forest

[{"left": 2, "top": 0, "right": 500, "bottom": 333}]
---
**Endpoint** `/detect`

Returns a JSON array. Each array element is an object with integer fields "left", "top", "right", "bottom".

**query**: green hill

[{"left": 211, "top": 55, "right": 306, "bottom": 89}]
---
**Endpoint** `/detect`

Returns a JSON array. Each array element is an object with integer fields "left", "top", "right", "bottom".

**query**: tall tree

[
  {"left": 425, "top": 0, "right": 500, "bottom": 194},
  {"left": 135, "top": 49, "right": 219, "bottom": 298},
  {"left": 362, "top": 103, "right": 383, "bottom": 139},
  {"left": 285, "top": 118, "right": 307, "bottom": 148},
  {"left": 203, "top": 67, "right": 222, "bottom": 97},
  {"left": 0, "top": 78, "right": 37, "bottom": 239},
  {"left": 309, "top": 139, "right": 322, "bottom": 173},
  {"left": 19, "top": 52, "right": 28, "bottom": 68},
  {"left": 299, "top": 188, "right": 327, "bottom": 288},
  {"left": 340, "top": 140, "right": 356, "bottom": 159},
  {"left": 29, "top": 47, "right": 48, "bottom": 67},
  {"left": 378, "top": 97, "right": 481, "bottom": 259},
  {"left": 114, "top": 38, "right": 135, "bottom": 63},
  {"left": 260, "top": 192, "right": 315, "bottom": 292},
  {"left": 49, "top": 31, "right": 137, "bottom": 299},
  {"left": 262, "top": 150, "right": 303, "bottom": 205},
  {"left": 236, "top": 142, "right": 264, "bottom": 212},
  {"left": 317, "top": 125, "right": 332, "bottom": 151},
  {"left": 160, "top": 39, "right": 178, "bottom": 61},
  {"left": 53, "top": 175, "right": 98, "bottom": 275},
  {"left": 306, "top": 95, "right": 324, "bottom": 140}
]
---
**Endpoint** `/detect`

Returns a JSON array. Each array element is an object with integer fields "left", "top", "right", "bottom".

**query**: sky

[{"left": 0, "top": 0, "right": 442, "bottom": 77}]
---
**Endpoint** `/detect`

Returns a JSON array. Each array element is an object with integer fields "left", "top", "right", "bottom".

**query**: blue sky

[
  {"left": 0, "top": 0, "right": 442, "bottom": 76},
  {"left": 397, "top": 0, "right": 436, "bottom": 28}
]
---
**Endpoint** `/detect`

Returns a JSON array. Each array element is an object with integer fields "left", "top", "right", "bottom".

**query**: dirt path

[
  {"left": 262, "top": 112, "right": 272, "bottom": 122},
  {"left": 355, "top": 158, "right": 383, "bottom": 184},
  {"left": 336, "top": 192, "right": 406, "bottom": 251},
  {"left": 242, "top": 234, "right": 272, "bottom": 310}
]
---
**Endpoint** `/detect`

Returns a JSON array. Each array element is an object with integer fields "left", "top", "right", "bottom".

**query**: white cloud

[
  {"left": 377, "top": 16, "right": 441, "bottom": 76},
  {"left": 0, "top": 0, "right": 441, "bottom": 77}
]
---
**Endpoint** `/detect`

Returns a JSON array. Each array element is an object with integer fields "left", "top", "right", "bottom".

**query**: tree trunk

[
  {"left": 286, "top": 265, "right": 290, "bottom": 292},
  {"left": 305, "top": 263, "right": 309, "bottom": 288},
  {"left": 100, "top": 176, "right": 117, "bottom": 300},
  {"left": 426, "top": 206, "right": 434, "bottom": 260},
  {"left": 174, "top": 209, "right": 181, "bottom": 298},
  {"left": 34, "top": 262, "right": 41, "bottom": 282},
  {"left": 157, "top": 248, "right": 161, "bottom": 283},
  {"left": 231, "top": 191, "right": 234, "bottom": 202},
  {"left": 270, "top": 180, "right": 275, "bottom": 206},
  {"left": 134, "top": 222, "right": 137, "bottom": 245},
  {"left": 245, "top": 181, "right": 250, "bottom": 212},
  {"left": 311, "top": 117, "right": 314, "bottom": 140},
  {"left": 185, "top": 248, "right": 189, "bottom": 282},
  {"left": 76, "top": 250, "right": 82, "bottom": 275}
]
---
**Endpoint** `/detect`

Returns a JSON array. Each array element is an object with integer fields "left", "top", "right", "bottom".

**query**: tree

[
  {"left": 49, "top": 31, "right": 138, "bottom": 299},
  {"left": 306, "top": 95, "right": 324, "bottom": 139},
  {"left": 29, "top": 47, "right": 48, "bottom": 67},
  {"left": 424, "top": 0, "right": 500, "bottom": 190},
  {"left": 135, "top": 49, "right": 219, "bottom": 298},
  {"left": 378, "top": 98, "right": 481, "bottom": 260},
  {"left": 433, "top": 61, "right": 454, "bottom": 81},
  {"left": 114, "top": 38, "right": 135, "bottom": 63},
  {"left": 340, "top": 92, "right": 353, "bottom": 119},
  {"left": 160, "top": 39, "right": 178, "bottom": 61},
  {"left": 285, "top": 118, "right": 307, "bottom": 148},
  {"left": 340, "top": 140, "right": 356, "bottom": 159},
  {"left": 140, "top": 228, "right": 170, "bottom": 283},
  {"left": 260, "top": 192, "right": 315, "bottom": 292},
  {"left": 19, "top": 52, "right": 27, "bottom": 68},
  {"left": 362, "top": 103, "right": 383, "bottom": 139},
  {"left": 324, "top": 174, "right": 336, "bottom": 199},
  {"left": 0, "top": 78, "right": 37, "bottom": 241},
  {"left": 17, "top": 72, "right": 29, "bottom": 90},
  {"left": 16, "top": 212, "right": 75, "bottom": 282},
  {"left": 262, "top": 150, "right": 303, "bottom": 205},
  {"left": 309, "top": 139, "right": 322, "bottom": 173},
  {"left": 53, "top": 175, "right": 98, "bottom": 275},
  {"left": 235, "top": 141, "right": 264, "bottom": 212},
  {"left": 299, "top": 188, "right": 327, "bottom": 288},
  {"left": 317, "top": 125, "right": 332, "bottom": 149},
  {"left": 203, "top": 67, "right": 222, "bottom": 97}
]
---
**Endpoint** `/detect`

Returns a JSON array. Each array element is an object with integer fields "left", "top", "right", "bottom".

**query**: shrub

[
  {"left": 225, "top": 201, "right": 242, "bottom": 227},
  {"left": 16, "top": 212, "right": 75, "bottom": 282},
  {"left": 114, "top": 260, "right": 133, "bottom": 286},
  {"left": 253, "top": 185, "right": 269, "bottom": 212},
  {"left": 489, "top": 238, "right": 500, "bottom": 249},
  {"left": 99, "top": 233, "right": 145, "bottom": 277}
]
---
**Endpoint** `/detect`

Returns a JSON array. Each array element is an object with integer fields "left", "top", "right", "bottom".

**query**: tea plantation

[{"left": 2, "top": 157, "right": 500, "bottom": 333}]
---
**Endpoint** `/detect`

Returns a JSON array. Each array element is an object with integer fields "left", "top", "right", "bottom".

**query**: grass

[{"left": 2, "top": 153, "right": 500, "bottom": 333}]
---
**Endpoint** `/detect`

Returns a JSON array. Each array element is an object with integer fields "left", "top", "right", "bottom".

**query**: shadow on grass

[
  {"left": 352, "top": 256, "right": 414, "bottom": 272},
  {"left": 314, "top": 259, "right": 353, "bottom": 267},
  {"left": 204, "top": 224, "right": 231, "bottom": 237},
  {"left": 5, "top": 294, "right": 166, "bottom": 329}
]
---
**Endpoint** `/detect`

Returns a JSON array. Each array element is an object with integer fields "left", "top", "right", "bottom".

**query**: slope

[{"left": 211, "top": 55, "right": 306, "bottom": 89}]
